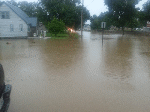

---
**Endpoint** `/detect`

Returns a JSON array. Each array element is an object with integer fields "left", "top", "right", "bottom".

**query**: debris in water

[{"left": 6, "top": 42, "right": 11, "bottom": 44}]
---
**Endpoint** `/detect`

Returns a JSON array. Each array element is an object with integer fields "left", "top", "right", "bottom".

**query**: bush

[{"left": 47, "top": 17, "right": 66, "bottom": 37}]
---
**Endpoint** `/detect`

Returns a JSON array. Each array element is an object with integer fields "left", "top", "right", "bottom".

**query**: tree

[
  {"left": 137, "top": 11, "right": 147, "bottom": 27},
  {"left": 126, "top": 18, "right": 139, "bottom": 30},
  {"left": 104, "top": 0, "right": 141, "bottom": 35},
  {"left": 18, "top": 1, "right": 38, "bottom": 17},
  {"left": 143, "top": 1, "right": 150, "bottom": 21},
  {"left": 2, "top": 0, "right": 90, "bottom": 30},
  {"left": 90, "top": 12, "right": 112, "bottom": 30},
  {"left": 140, "top": 1, "right": 150, "bottom": 27},
  {"left": 47, "top": 17, "right": 66, "bottom": 37},
  {"left": 6, "top": 0, "right": 18, "bottom": 6},
  {"left": 40, "top": 0, "right": 90, "bottom": 29},
  {"left": 5, "top": 0, "right": 40, "bottom": 17},
  {"left": 5, "top": 0, "right": 48, "bottom": 24},
  {"left": 90, "top": 15, "right": 100, "bottom": 30}
]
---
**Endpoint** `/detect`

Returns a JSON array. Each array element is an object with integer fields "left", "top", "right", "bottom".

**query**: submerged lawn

[{"left": 46, "top": 32, "right": 79, "bottom": 39}]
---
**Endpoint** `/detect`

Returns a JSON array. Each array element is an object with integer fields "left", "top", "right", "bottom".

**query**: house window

[
  {"left": 10, "top": 24, "right": 14, "bottom": 32},
  {"left": 2, "top": 12, "right": 5, "bottom": 19},
  {"left": 19, "top": 24, "right": 23, "bottom": 31},
  {"left": 1, "top": 11, "right": 10, "bottom": 19}
]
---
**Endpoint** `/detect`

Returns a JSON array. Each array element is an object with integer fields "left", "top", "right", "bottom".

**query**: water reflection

[{"left": 103, "top": 37, "right": 133, "bottom": 80}]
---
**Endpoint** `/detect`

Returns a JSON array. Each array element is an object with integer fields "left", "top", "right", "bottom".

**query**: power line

[{"left": 85, "top": 0, "right": 95, "bottom": 7}]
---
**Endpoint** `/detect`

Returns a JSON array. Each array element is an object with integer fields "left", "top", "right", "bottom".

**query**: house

[
  {"left": 143, "top": 21, "right": 150, "bottom": 32},
  {"left": 38, "top": 22, "right": 47, "bottom": 36},
  {"left": 0, "top": 2, "right": 37, "bottom": 38},
  {"left": 83, "top": 24, "right": 91, "bottom": 31}
]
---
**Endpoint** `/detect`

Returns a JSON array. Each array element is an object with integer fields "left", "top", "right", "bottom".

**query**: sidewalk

[{"left": 27, "top": 36, "right": 51, "bottom": 39}]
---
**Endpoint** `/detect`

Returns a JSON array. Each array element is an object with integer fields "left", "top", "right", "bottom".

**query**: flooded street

[{"left": 0, "top": 31, "right": 150, "bottom": 112}]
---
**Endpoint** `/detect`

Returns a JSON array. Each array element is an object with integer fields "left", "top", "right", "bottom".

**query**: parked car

[{"left": 0, "top": 64, "right": 12, "bottom": 112}]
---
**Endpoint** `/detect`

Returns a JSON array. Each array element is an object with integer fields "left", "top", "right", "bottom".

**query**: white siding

[{"left": 0, "top": 4, "right": 28, "bottom": 37}]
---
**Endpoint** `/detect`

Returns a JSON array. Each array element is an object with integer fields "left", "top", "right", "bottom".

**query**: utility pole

[{"left": 81, "top": 0, "right": 84, "bottom": 38}]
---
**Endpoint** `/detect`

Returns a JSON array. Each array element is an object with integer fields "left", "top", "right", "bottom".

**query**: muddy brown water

[{"left": 0, "top": 31, "right": 150, "bottom": 112}]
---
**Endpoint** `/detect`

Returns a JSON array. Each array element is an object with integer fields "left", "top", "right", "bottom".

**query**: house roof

[
  {"left": 27, "top": 17, "right": 37, "bottom": 27},
  {"left": 1, "top": 2, "right": 37, "bottom": 27}
]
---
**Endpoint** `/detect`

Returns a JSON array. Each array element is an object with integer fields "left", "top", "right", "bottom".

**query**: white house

[
  {"left": 143, "top": 21, "right": 150, "bottom": 32},
  {"left": 83, "top": 24, "right": 91, "bottom": 31},
  {"left": 0, "top": 2, "right": 37, "bottom": 38}
]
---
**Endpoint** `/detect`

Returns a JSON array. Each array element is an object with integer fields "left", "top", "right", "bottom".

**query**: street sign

[
  {"left": 101, "top": 22, "right": 106, "bottom": 28},
  {"left": 147, "top": 21, "right": 150, "bottom": 27}
]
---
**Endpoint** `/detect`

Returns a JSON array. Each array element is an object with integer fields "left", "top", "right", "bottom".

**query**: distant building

[
  {"left": 38, "top": 22, "right": 47, "bottom": 36},
  {"left": 0, "top": 2, "right": 37, "bottom": 38},
  {"left": 143, "top": 21, "right": 150, "bottom": 32},
  {"left": 83, "top": 24, "right": 91, "bottom": 31},
  {"left": 110, "top": 26, "right": 117, "bottom": 30}
]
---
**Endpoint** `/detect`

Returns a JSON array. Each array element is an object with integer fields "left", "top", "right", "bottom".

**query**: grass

[
  {"left": 46, "top": 33, "right": 69, "bottom": 39},
  {"left": 46, "top": 32, "right": 79, "bottom": 39},
  {"left": 69, "top": 32, "right": 79, "bottom": 38},
  {"left": 46, "top": 33, "right": 51, "bottom": 37},
  {"left": 74, "top": 33, "right": 79, "bottom": 38}
]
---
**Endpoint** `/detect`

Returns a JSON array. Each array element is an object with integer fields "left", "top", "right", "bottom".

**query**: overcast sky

[
  {"left": 84, "top": 0, "right": 148, "bottom": 16},
  {"left": 12, "top": 0, "right": 148, "bottom": 16}
]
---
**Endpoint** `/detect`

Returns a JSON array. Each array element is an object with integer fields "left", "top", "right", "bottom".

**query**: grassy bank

[{"left": 46, "top": 32, "right": 79, "bottom": 39}]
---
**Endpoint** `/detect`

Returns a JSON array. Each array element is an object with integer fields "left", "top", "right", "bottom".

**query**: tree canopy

[
  {"left": 104, "top": 0, "right": 141, "bottom": 34},
  {"left": 141, "top": 0, "right": 150, "bottom": 25},
  {"left": 1, "top": 0, "right": 90, "bottom": 30},
  {"left": 17, "top": 1, "right": 38, "bottom": 17},
  {"left": 40, "top": 0, "right": 90, "bottom": 29},
  {"left": 90, "top": 0, "right": 143, "bottom": 34},
  {"left": 90, "top": 12, "right": 112, "bottom": 30},
  {"left": 104, "top": 0, "right": 141, "bottom": 11},
  {"left": 1, "top": 0, "right": 39, "bottom": 17},
  {"left": 105, "top": 0, "right": 140, "bottom": 29}
]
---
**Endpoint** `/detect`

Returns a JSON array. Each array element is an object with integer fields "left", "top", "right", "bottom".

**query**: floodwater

[{"left": 0, "top": 31, "right": 150, "bottom": 112}]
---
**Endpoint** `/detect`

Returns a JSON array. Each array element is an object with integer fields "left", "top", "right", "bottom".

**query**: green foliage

[
  {"left": 47, "top": 17, "right": 66, "bottom": 37},
  {"left": 5, "top": 0, "right": 39, "bottom": 17},
  {"left": 3, "top": 0, "right": 47, "bottom": 23},
  {"left": 90, "top": 15, "right": 100, "bottom": 30},
  {"left": 3, "top": 0, "right": 90, "bottom": 30},
  {"left": 139, "top": 1, "right": 150, "bottom": 27},
  {"left": 40, "top": 0, "right": 90, "bottom": 29},
  {"left": 18, "top": 1, "right": 38, "bottom": 17},
  {"left": 143, "top": 1, "right": 150, "bottom": 21},
  {"left": 46, "top": 33, "right": 69, "bottom": 39},
  {"left": 90, "top": 12, "right": 113, "bottom": 30},
  {"left": 104, "top": 0, "right": 141, "bottom": 11},
  {"left": 91, "top": 0, "right": 142, "bottom": 32},
  {"left": 46, "top": 32, "right": 79, "bottom": 39},
  {"left": 104, "top": 0, "right": 141, "bottom": 34},
  {"left": 137, "top": 11, "right": 147, "bottom": 27},
  {"left": 126, "top": 18, "right": 139, "bottom": 29}
]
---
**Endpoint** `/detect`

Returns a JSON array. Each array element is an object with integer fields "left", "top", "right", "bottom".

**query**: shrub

[{"left": 47, "top": 17, "right": 66, "bottom": 37}]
